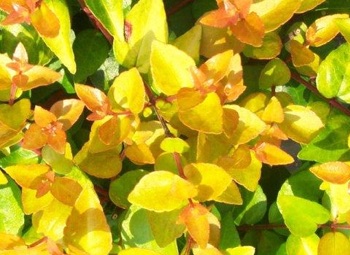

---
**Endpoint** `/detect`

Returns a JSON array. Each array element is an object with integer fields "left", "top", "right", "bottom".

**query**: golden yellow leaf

[{"left": 310, "top": 161, "right": 350, "bottom": 184}]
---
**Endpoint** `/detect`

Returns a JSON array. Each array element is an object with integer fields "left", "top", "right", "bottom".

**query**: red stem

[{"left": 291, "top": 72, "right": 350, "bottom": 117}]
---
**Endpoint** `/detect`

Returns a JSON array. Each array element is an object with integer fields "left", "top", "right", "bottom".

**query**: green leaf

[
  {"left": 160, "top": 137, "right": 190, "bottom": 154},
  {"left": 286, "top": 234, "right": 319, "bottom": 255},
  {"left": 42, "top": 0, "right": 76, "bottom": 74},
  {"left": 109, "top": 169, "right": 149, "bottom": 209},
  {"left": 316, "top": 43, "right": 350, "bottom": 103},
  {"left": 42, "top": 145, "right": 73, "bottom": 175},
  {"left": 178, "top": 92, "right": 223, "bottom": 134},
  {"left": 0, "top": 177, "right": 24, "bottom": 235},
  {"left": 150, "top": 40, "right": 196, "bottom": 95},
  {"left": 232, "top": 185, "right": 267, "bottom": 225},
  {"left": 277, "top": 195, "right": 330, "bottom": 237},
  {"left": 298, "top": 113, "right": 350, "bottom": 163},
  {"left": 147, "top": 208, "right": 186, "bottom": 247},
  {"left": 243, "top": 32, "right": 282, "bottom": 60},
  {"left": 121, "top": 205, "right": 179, "bottom": 255},
  {"left": 250, "top": 0, "right": 302, "bottom": 32},
  {"left": 0, "top": 147, "right": 38, "bottom": 168},
  {"left": 84, "top": 0, "right": 124, "bottom": 39},
  {"left": 259, "top": 58, "right": 291, "bottom": 89},
  {"left": 219, "top": 212, "right": 241, "bottom": 250},
  {"left": 73, "top": 29, "right": 110, "bottom": 82},
  {"left": 128, "top": 171, "right": 197, "bottom": 212},
  {"left": 279, "top": 105, "right": 324, "bottom": 144},
  {"left": 242, "top": 230, "right": 285, "bottom": 255},
  {"left": 318, "top": 232, "right": 350, "bottom": 255}
]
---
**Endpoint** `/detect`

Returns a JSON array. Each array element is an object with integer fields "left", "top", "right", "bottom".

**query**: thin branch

[{"left": 291, "top": 72, "right": 350, "bottom": 117}]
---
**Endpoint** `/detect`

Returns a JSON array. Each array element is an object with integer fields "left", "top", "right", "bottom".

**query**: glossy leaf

[
  {"left": 128, "top": 171, "right": 197, "bottom": 212},
  {"left": 178, "top": 92, "right": 223, "bottom": 134},
  {"left": 0, "top": 177, "right": 24, "bottom": 235},
  {"left": 279, "top": 105, "right": 324, "bottom": 144},
  {"left": 150, "top": 41, "right": 196, "bottom": 95},
  {"left": 306, "top": 14, "right": 349, "bottom": 47},
  {"left": 250, "top": 0, "right": 302, "bottom": 32},
  {"left": 310, "top": 161, "right": 350, "bottom": 184},
  {"left": 41, "top": 0, "right": 76, "bottom": 74},
  {"left": 108, "top": 67, "right": 145, "bottom": 114},
  {"left": 316, "top": 43, "right": 350, "bottom": 103},
  {"left": 259, "top": 59, "right": 290, "bottom": 89},
  {"left": 184, "top": 163, "right": 232, "bottom": 202},
  {"left": 277, "top": 194, "right": 330, "bottom": 237},
  {"left": 178, "top": 203, "right": 210, "bottom": 249},
  {"left": 226, "top": 246, "right": 255, "bottom": 255},
  {"left": 318, "top": 232, "right": 350, "bottom": 255}
]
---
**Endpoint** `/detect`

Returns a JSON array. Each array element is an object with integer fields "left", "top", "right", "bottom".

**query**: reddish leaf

[
  {"left": 50, "top": 177, "right": 83, "bottom": 206},
  {"left": 254, "top": 142, "right": 294, "bottom": 166},
  {"left": 200, "top": 4, "right": 239, "bottom": 28},
  {"left": 34, "top": 106, "right": 57, "bottom": 127},
  {"left": 22, "top": 123, "right": 48, "bottom": 151},
  {"left": 50, "top": 99, "right": 85, "bottom": 131},
  {"left": 47, "top": 127, "right": 67, "bottom": 154}
]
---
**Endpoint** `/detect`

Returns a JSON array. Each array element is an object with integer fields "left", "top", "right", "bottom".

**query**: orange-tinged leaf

[
  {"left": 47, "top": 127, "right": 67, "bottom": 154},
  {"left": 1, "top": 4, "right": 31, "bottom": 25},
  {"left": 179, "top": 203, "right": 210, "bottom": 249},
  {"left": 290, "top": 40, "right": 315, "bottom": 67},
  {"left": 261, "top": 96, "right": 284, "bottom": 123},
  {"left": 0, "top": 232, "right": 26, "bottom": 249},
  {"left": 4, "top": 164, "right": 50, "bottom": 189},
  {"left": 75, "top": 84, "right": 110, "bottom": 120},
  {"left": 306, "top": 14, "right": 349, "bottom": 47},
  {"left": 50, "top": 177, "right": 83, "bottom": 206},
  {"left": 222, "top": 107, "right": 239, "bottom": 137},
  {"left": 98, "top": 115, "right": 132, "bottom": 145},
  {"left": 192, "top": 245, "right": 224, "bottom": 255},
  {"left": 178, "top": 92, "right": 223, "bottom": 134},
  {"left": 177, "top": 88, "right": 206, "bottom": 110},
  {"left": 30, "top": 2, "right": 60, "bottom": 38},
  {"left": 200, "top": 8, "right": 239, "bottom": 28},
  {"left": 318, "top": 232, "right": 350, "bottom": 255},
  {"left": 310, "top": 161, "right": 350, "bottom": 184},
  {"left": 128, "top": 170, "right": 197, "bottom": 212},
  {"left": 34, "top": 106, "right": 57, "bottom": 127},
  {"left": 0, "top": 0, "right": 27, "bottom": 13},
  {"left": 125, "top": 143, "right": 156, "bottom": 165},
  {"left": 20, "top": 65, "right": 61, "bottom": 90},
  {"left": 50, "top": 99, "right": 85, "bottom": 130},
  {"left": 230, "top": 12, "right": 265, "bottom": 47},
  {"left": 254, "top": 142, "right": 294, "bottom": 166},
  {"left": 108, "top": 67, "right": 145, "bottom": 115},
  {"left": 22, "top": 123, "right": 48, "bottom": 151},
  {"left": 199, "top": 50, "right": 233, "bottom": 85},
  {"left": 184, "top": 163, "right": 232, "bottom": 202}
]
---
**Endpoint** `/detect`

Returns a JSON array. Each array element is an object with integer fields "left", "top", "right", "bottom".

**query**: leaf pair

[
  {"left": 200, "top": 0, "right": 265, "bottom": 46},
  {"left": 23, "top": 99, "right": 84, "bottom": 154},
  {"left": 0, "top": 0, "right": 60, "bottom": 38}
]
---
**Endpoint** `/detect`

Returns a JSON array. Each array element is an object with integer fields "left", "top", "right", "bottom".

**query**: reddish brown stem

[
  {"left": 166, "top": 0, "right": 195, "bottom": 16},
  {"left": 291, "top": 72, "right": 350, "bottom": 117},
  {"left": 76, "top": 0, "right": 113, "bottom": 44},
  {"left": 173, "top": 152, "right": 186, "bottom": 178}
]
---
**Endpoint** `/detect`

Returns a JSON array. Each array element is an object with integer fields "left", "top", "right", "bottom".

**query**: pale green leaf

[
  {"left": 128, "top": 171, "right": 197, "bottom": 212},
  {"left": 173, "top": 25, "right": 202, "bottom": 63},
  {"left": 259, "top": 58, "right": 291, "bottom": 89},
  {"left": 243, "top": 32, "right": 282, "bottom": 60},
  {"left": 335, "top": 18, "right": 350, "bottom": 44},
  {"left": 151, "top": 40, "right": 196, "bottom": 95},
  {"left": 160, "top": 137, "right": 190, "bottom": 154},
  {"left": 286, "top": 234, "right": 319, "bottom": 255},
  {"left": 277, "top": 195, "right": 330, "bottom": 237}
]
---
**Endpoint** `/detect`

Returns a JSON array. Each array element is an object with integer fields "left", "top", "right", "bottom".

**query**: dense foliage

[{"left": 1, "top": 0, "right": 350, "bottom": 254}]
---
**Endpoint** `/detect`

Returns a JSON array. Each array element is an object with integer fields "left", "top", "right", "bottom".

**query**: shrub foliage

[{"left": 1, "top": 0, "right": 350, "bottom": 254}]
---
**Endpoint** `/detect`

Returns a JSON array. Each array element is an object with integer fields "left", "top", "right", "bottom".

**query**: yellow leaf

[
  {"left": 22, "top": 188, "right": 54, "bottom": 215},
  {"left": 250, "top": 0, "right": 301, "bottom": 32},
  {"left": 0, "top": 99, "right": 31, "bottom": 130},
  {"left": 306, "top": 14, "right": 349, "bottom": 47},
  {"left": 225, "top": 104, "right": 266, "bottom": 145},
  {"left": 310, "top": 161, "right": 350, "bottom": 184},
  {"left": 226, "top": 246, "right": 255, "bottom": 255},
  {"left": 297, "top": 0, "right": 325, "bottom": 13},
  {"left": 150, "top": 40, "right": 196, "bottom": 95},
  {"left": 50, "top": 99, "right": 85, "bottom": 131},
  {"left": 128, "top": 171, "right": 197, "bottom": 212},
  {"left": 173, "top": 25, "right": 202, "bottom": 63},
  {"left": 318, "top": 232, "right": 350, "bottom": 255},
  {"left": 30, "top": 2, "right": 60, "bottom": 38},
  {"left": 178, "top": 92, "right": 223, "bottom": 134},
  {"left": 192, "top": 244, "right": 223, "bottom": 255},
  {"left": 0, "top": 171, "right": 8, "bottom": 185},
  {"left": 290, "top": 40, "right": 315, "bottom": 67},
  {"left": 215, "top": 181, "right": 243, "bottom": 205},
  {"left": 261, "top": 96, "right": 284, "bottom": 123},
  {"left": 125, "top": 143, "right": 155, "bottom": 165},
  {"left": 184, "top": 163, "right": 232, "bottom": 202},
  {"left": 279, "top": 105, "right": 324, "bottom": 144},
  {"left": 254, "top": 142, "right": 294, "bottom": 166},
  {"left": 119, "top": 248, "right": 162, "bottom": 255}
]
